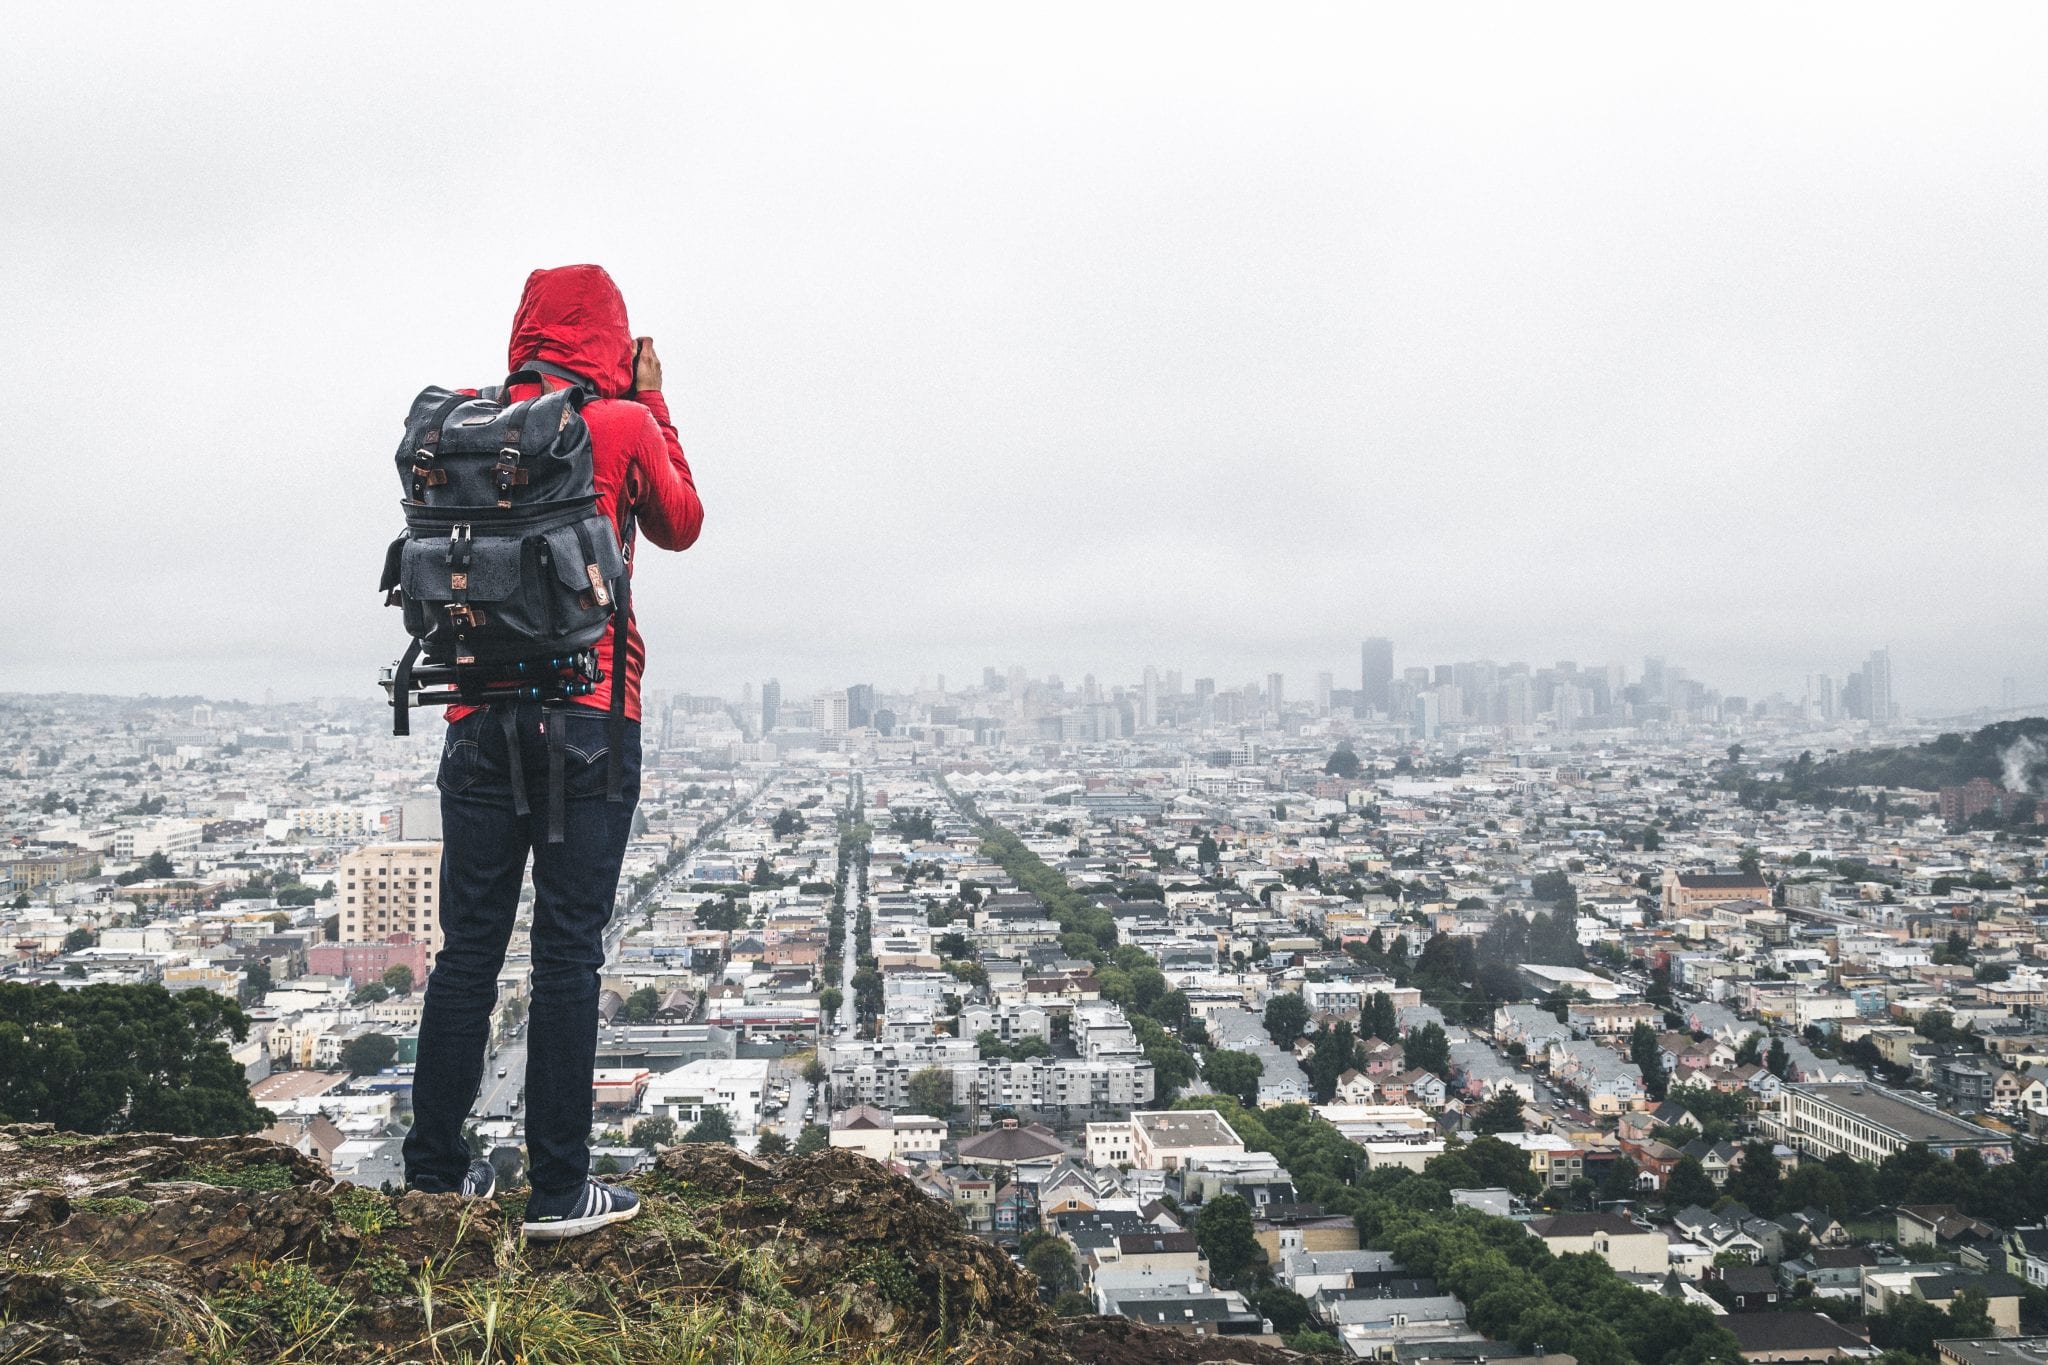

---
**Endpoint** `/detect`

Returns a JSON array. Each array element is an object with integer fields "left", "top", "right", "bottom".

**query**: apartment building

[
  {"left": 1766, "top": 1082, "right": 2013, "bottom": 1165},
  {"left": 338, "top": 843, "right": 444, "bottom": 971}
]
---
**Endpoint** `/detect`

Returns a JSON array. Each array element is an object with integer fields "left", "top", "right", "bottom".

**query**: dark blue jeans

[{"left": 402, "top": 702, "right": 640, "bottom": 1197}]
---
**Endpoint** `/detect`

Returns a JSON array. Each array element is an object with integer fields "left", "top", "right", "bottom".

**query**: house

[
  {"left": 260, "top": 1113, "right": 347, "bottom": 1170},
  {"left": 1863, "top": 1269, "right": 2025, "bottom": 1336},
  {"left": 1336, "top": 1070, "right": 1377, "bottom": 1104},
  {"left": 1777, "top": 1247, "right": 1878, "bottom": 1300},
  {"left": 1719, "top": 1311, "right": 1869, "bottom": 1363},
  {"left": 1897, "top": 1205, "right": 2001, "bottom": 1251},
  {"left": 1525, "top": 1213, "right": 1667, "bottom": 1276},
  {"left": 1673, "top": 1203, "right": 1781, "bottom": 1264},
  {"left": 956, "top": 1118, "right": 1066, "bottom": 1169},
  {"left": 1253, "top": 1207, "right": 1362, "bottom": 1266},
  {"left": 1279, "top": 1248, "right": 1400, "bottom": 1297},
  {"left": 1714, "top": 1264, "right": 1782, "bottom": 1311},
  {"left": 2004, "top": 1226, "right": 2048, "bottom": 1289},
  {"left": 1379, "top": 1069, "right": 1448, "bottom": 1109},
  {"left": 1777, "top": 1207, "right": 1850, "bottom": 1249}
]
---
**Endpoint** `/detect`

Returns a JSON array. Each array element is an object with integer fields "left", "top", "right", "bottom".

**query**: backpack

[{"left": 379, "top": 360, "right": 633, "bottom": 816}]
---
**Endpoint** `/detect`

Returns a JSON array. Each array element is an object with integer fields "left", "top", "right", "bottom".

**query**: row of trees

[
  {"left": 972, "top": 823, "right": 1199, "bottom": 1100},
  {"left": 1170, "top": 1093, "right": 1743, "bottom": 1365}
]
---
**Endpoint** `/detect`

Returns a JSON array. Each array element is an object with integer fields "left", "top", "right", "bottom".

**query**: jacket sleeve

[{"left": 623, "top": 390, "right": 703, "bottom": 552}]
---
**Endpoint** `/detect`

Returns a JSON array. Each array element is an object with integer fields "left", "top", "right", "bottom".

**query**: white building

[{"left": 640, "top": 1058, "right": 773, "bottom": 1132}]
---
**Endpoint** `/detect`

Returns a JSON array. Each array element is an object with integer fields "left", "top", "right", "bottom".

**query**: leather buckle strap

[
  {"left": 497, "top": 706, "right": 530, "bottom": 819},
  {"left": 545, "top": 713, "right": 567, "bottom": 844}
]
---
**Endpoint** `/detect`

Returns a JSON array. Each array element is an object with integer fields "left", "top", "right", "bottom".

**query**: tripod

[{"left": 381, "top": 650, "right": 603, "bottom": 711}]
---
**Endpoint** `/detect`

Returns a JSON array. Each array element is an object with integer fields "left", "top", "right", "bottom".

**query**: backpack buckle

[{"left": 446, "top": 604, "right": 487, "bottom": 628}]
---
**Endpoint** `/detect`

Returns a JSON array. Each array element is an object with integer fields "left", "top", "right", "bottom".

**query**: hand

[{"left": 633, "top": 337, "right": 662, "bottom": 394}]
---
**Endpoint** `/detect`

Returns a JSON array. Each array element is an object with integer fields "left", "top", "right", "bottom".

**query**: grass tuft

[{"left": 182, "top": 1161, "right": 295, "bottom": 1192}]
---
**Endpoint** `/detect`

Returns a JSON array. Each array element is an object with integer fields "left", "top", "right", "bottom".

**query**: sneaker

[
  {"left": 460, "top": 1158, "right": 498, "bottom": 1199},
  {"left": 521, "top": 1178, "right": 640, "bottom": 1241}
]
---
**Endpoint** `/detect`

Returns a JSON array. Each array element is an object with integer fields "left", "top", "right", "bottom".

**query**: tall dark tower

[{"left": 1361, "top": 638, "right": 1393, "bottom": 713}]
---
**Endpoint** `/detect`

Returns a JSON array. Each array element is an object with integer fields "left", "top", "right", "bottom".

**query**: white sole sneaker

[{"left": 521, "top": 1182, "right": 642, "bottom": 1241}]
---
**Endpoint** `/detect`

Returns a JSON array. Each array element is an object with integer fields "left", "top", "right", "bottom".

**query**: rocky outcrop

[{"left": 0, "top": 1125, "right": 1302, "bottom": 1363}]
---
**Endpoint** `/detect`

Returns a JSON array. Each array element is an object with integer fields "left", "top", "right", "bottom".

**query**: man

[{"left": 401, "top": 265, "right": 703, "bottom": 1240}]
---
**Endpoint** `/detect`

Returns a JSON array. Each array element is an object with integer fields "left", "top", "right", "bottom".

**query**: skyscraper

[
  {"left": 1361, "top": 638, "right": 1393, "bottom": 713},
  {"left": 1862, "top": 649, "right": 1893, "bottom": 727},
  {"left": 761, "top": 678, "right": 781, "bottom": 732},
  {"left": 1266, "top": 672, "right": 1285, "bottom": 715},
  {"left": 846, "top": 683, "right": 876, "bottom": 729},
  {"left": 1315, "top": 671, "right": 1333, "bottom": 713}
]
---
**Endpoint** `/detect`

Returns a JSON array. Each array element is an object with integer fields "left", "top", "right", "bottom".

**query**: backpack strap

[
  {"left": 391, "top": 639, "right": 421, "bottom": 736},
  {"left": 507, "top": 359, "right": 601, "bottom": 396},
  {"left": 606, "top": 511, "right": 636, "bottom": 803}
]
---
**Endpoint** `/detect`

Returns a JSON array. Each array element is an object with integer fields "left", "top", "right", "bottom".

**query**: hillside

[
  {"left": 0, "top": 1124, "right": 1302, "bottom": 1364},
  {"left": 1801, "top": 717, "right": 2048, "bottom": 794}
]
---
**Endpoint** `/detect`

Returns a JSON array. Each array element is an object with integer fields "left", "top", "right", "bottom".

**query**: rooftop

[
  {"left": 1133, "top": 1109, "right": 1242, "bottom": 1149},
  {"left": 1791, "top": 1083, "right": 2011, "bottom": 1147}
]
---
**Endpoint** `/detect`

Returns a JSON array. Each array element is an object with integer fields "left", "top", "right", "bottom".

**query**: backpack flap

[
  {"left": 541, "top": 516, "right": 627, "bottom": 638},
  {"left": 396, "top": 386, "right": 595, "bottom": 509},
  {"left": 399, "top": 529, "right": 530, "bottom": 658}
]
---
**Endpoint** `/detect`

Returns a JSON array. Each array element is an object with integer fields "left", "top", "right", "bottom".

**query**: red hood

[{"left": 506, "top": 264, "right": 635, "bottom": 399}]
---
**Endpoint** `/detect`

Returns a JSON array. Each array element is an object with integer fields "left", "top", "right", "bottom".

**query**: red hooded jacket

[{"left": 446, "top": 265, "right": 702, "bottom": 724}]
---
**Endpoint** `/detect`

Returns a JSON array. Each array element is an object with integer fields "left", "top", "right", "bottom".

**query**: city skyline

[{"left": 5, "top": 9, "right": 2047, "bottom": 716}]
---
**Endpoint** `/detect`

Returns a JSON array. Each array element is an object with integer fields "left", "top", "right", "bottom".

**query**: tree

[
  {"left": 1264, "top": 991, "right": 1311, "bottom": 1047},
  {"left": 1197, "top": 833, "right": 1220, "bottom": 869},
  {"left": 353, "top": 982, "right": 389, "bottom": 1004},
  {"left": 381, "top": 964, "right": 414, "bottom": 997},
  {"left": 1196, "top": 1192, "right": 1260, "bottom": 1281},
  {"left": 1306, "top": 1022, "right": 1356, "bottom": 1103},
  {"left": 802, "top": 1056, "right": 828, "bottom": 1086},
  {"left": 1324, "top": 746, "right": 1363, "bottom": 779},
  {"left": 1347, "top": 994, "right": 1393, "bottom": 1047},
  {"left": 1024, "top": 1239, "right": 1078, "bottom": 1295},
  {"left": 1254, "top": 1287, "right": 1314, "bottom": 1335},
  {"left": 1765, "top": 1036, "right": 1789, "bottom": 1080},
  {"left": 684, "top": 1108, "right": 735, "bottom": 1145},
  {"left": 243, "top": 961, "right": 273, "bottom": 999},
  {"left": 624, "top": 985, "right": 661, "bottom": 1024},
  {"left": 1602, "top": 1155, "right": 1643, "bottom": 1202},
  {"left": 630, "top": 1115, "right": 678, "bottom": 1149},
  {"left": 1725, "top": 1142, "right": 1782, "bottom": 1216},
  {"left": 61, "top": 927, "right": 94, "bottom": 953},
  {"left": 1404, "top": 1022, "right": 1450, "bottom": 1077},
  {"left": 772, "top": 807, "right": 803, "bottom": 838},
  {"left": 906, "top": 1066, "right": 956, "bottom": 1119},
  {"left": 757, "top": 1129, "right": 790, "bottom": 1157},
  {"left": 1472, "top": 1089, "right": 1527, "bottom": 1135},
  {"left": 1664, "top": 1155, "right": 1718, "bottom": 1209},
  {"left": 1631, "top": 1022, "right": 1669, "bottom": 1102},
  {"left": 340, "top": 1032, "right": 398, "bottom": 1076},
  {"left": 1205, "top": 1050, "right": 1265, "bottom": 1107},
  {"left": 794, "top": 1123, "right": 829, "bottom": 1156},
  {"left": 818, "top": 987, "right": 844, "bottom": 1015},
  {"left": 0, "top": 982, "right": 271, "bottom": 1136}
]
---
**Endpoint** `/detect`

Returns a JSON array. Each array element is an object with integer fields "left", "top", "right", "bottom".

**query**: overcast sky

[{"left": 3, "top": 3, "right": 2044, "bottom": 715}]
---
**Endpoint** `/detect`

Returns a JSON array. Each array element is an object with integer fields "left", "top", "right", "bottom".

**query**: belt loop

[
  {"left": 546, "top": 710, "right": 567, "bottom": 844},
  {"left": 497, "top": 705, "right": 531, "bottom": 819}
]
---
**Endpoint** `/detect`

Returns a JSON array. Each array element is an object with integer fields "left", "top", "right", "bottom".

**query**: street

[{"left": 478, "top": 1035, "right": 527, "bottom": 1120}]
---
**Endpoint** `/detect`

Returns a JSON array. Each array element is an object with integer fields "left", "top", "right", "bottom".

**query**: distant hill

[{"left": 1802, "top": 717, "right": 2048, "bottom": 794}]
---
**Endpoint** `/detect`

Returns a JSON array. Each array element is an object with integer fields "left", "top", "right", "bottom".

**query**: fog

[{"left": 3, "top": 3, "right": 2044, "bottom": 712}]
